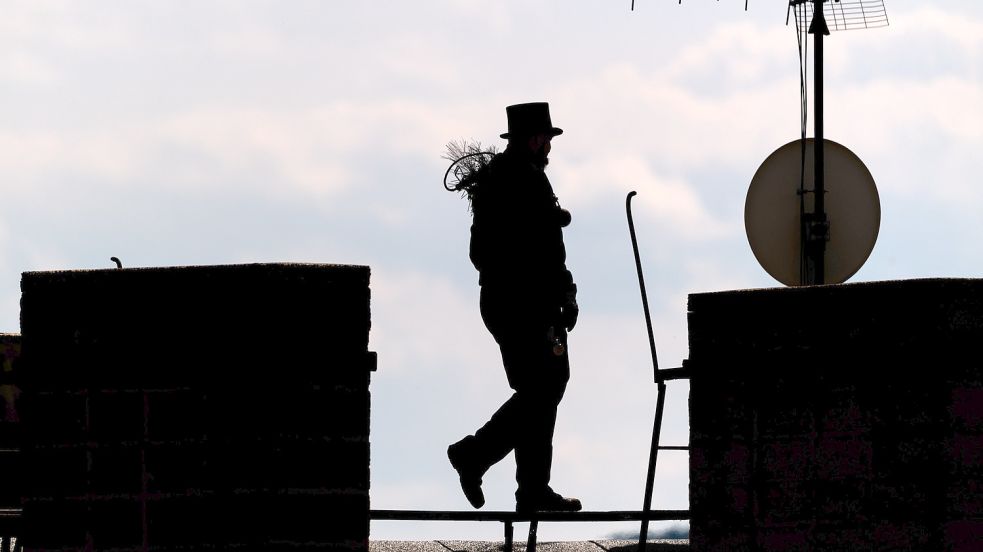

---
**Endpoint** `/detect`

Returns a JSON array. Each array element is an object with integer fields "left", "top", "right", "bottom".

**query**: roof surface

[{"left": 371, "top": 540, "right": 689, "bottom": 552}]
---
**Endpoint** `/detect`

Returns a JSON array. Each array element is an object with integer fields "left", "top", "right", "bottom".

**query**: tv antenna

[
  {"left": 631, "top": 1, "right": 888, "bottom": 285},
  {"left": 751, "top": 0, "right": 888, "bottom": 285}
]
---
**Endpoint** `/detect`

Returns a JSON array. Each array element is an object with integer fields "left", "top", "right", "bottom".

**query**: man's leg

[
  {"left": 449, "top": 391, "right": 523, "bottom": 489},
  {"left": 449, "top": 289, "right": 578, "bottom": 510},
  {"left": 471, "top": 392, "right": 522, "bottom": 463},
  {"left": 513, "top": 391, "right": 560, "bottom": 503},
  {"left": 448, "top": 330, "right": 562, "bottom": 509},
  {"left": 501, "top": 325, "right": 579, "bottom": 511},
  {"left": 448, "top": 288, "right": 520, "bottom": 508},
  {"left": 446, "top": 366, "right": 534, "bottom": 508}
]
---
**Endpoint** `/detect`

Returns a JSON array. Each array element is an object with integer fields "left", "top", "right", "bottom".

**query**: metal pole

[
  {"left": 504, "top": 520, "right": 513, "bottom": 551},
  {"left": 808, "top": 3, "right": 829, "bottom": 284},
  {"left": 528, "top": 520, "right": 539, "bottom": 552},
  {"left": 638, "top": 381, "right": 667, "bottom": 552},
  {"left": 626, "top": 191, "right": 665, "bottom": 552},
  {"left": 626, "top": 191, "right": 660, "bottom": 378}
]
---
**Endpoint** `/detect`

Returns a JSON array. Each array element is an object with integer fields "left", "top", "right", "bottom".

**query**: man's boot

[
  {"left": 447, "top": 435, "right": 486, "bottom": 508},
  {"left": 516, "top": 486, "right": 582, "bottom": 513},
  {"left": 514, "top": 442, "right": 581, "bottom": 513}
]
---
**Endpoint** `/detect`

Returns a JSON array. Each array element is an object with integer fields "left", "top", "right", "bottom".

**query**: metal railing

[
  {"left": 371, "top": 509, "right": 690, "bottom": 551},
  {"left": 0, "top": 508, "right": 21, "bottom": 552}
]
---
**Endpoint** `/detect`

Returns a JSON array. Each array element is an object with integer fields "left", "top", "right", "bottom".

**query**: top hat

[{"left": 500, "top": 102, "right": 563, "bottom": 139}]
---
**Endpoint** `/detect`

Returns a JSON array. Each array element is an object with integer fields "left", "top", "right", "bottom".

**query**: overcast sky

[{"left": 2, "top": 0, "right": 982, "bottom": 541}]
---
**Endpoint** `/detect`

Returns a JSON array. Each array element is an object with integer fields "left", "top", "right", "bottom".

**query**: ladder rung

[{"left": 656, "top": 367, "right": 691, "bottom": 381}]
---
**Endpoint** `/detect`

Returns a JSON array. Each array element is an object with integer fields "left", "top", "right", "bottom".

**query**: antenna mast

[
  {"left": 791, "top": 0, "right": 888, "bottom": 284},
  {"left": 805, "top": 2, "right": 830, "bottom": 285}
]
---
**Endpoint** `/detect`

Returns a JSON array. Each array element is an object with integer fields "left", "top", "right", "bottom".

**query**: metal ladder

[{"left": 627, "top": 192, "right": 691, "bottom": 551}]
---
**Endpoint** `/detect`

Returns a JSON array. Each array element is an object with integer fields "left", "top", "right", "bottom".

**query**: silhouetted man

[{"left": 448, "top": 102, "right": 581, "bottom": 513}]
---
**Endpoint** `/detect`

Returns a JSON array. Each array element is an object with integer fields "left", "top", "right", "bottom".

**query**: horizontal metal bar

[
  {"left": 0, "top": 508, "right": 21, "bottom": 535},
  {"left": 657, "top": 446, "right": 690, "bottom": 451},
  {"left": 370, "top": 509, "right": 690, "bottom": 522},
  {"left": 655, "top": 367, "right": 691, "bottom": 382}
]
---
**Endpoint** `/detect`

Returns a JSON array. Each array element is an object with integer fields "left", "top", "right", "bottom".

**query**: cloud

[
  {"left": 552, "top": 61, "right": 800, "bottom": 173},
  {"left": 661, "top": 21, "right": 791, "bottom": 88},
  {"left": 369, "top": 269, "right": 493, "bottom": 382},
  {"left": 157, "top": 108, "right": 358, "bottom": 197},
  {"left": 826, "top": 76, "right": 983, "bottom": 165},
  {"left": 554, "top": 155, "right": 730, "bottom": 241},
  {"left": 888, "top": 5, "right": 983, "bottom": 54},
  {"left": 0, "top": 51, "right": 58, "bottom": 85},
  {"left": 0, "top": 101, "right": 451, "bottom": 202},
  {"left": 0, "top": 1, "right": 132, "bottom": 49}
]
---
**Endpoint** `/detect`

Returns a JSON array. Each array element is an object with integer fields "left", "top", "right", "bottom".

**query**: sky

[{"left": 2, "top": 0, "right": 982, "bottom": 542}]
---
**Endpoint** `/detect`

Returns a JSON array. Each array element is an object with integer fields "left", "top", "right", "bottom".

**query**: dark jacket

[{"left": 469, "top": 146, "right": 573, "bottom": 306}]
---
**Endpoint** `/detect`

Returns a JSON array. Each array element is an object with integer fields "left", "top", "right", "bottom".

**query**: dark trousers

[{"left": 471, "top": 286, "right": 570, "bottom": 499}]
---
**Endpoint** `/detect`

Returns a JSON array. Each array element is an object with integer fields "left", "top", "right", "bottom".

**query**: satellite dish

[{"left": 745, "top": 138, "right": 880, "bottom": 286}]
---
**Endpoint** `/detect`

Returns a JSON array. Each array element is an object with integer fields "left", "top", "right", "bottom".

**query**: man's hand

[{"left": 561, "top": 284, "right": 579, "bottom": 332}]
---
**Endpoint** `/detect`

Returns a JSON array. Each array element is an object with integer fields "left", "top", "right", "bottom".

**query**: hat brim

[{"left": 500, "top": 127, "right": 563, "bottom": 139}]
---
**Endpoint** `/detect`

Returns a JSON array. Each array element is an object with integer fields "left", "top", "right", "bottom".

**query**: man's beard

[{"left": 532, "top": 145, "right": 549, "bottom": 170}]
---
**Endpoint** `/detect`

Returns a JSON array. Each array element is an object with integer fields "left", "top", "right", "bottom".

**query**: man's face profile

[{"left": 526, "top": 134, "right": 552, "bottom": 169}]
